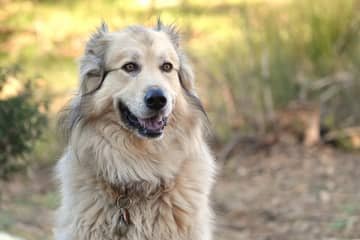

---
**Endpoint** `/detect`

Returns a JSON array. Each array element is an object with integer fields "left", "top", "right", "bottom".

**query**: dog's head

[{"left": 64, "top": 21, "right": 206, "bottom": 140}]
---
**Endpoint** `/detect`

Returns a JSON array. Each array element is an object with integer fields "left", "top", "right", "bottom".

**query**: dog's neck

[
  {"left": 97, "top": 176, "right": 177, "bottom": 236},
  {"left": 72, "top": 119, "right": 195, "bottom": 187},
  {"left": 101, "top": 178, "right": 176, "bottom": 205}
]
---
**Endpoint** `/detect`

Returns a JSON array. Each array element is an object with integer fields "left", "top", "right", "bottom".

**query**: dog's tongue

[{"left": 138, "top": 115, "right": 165, "bottom": 131}]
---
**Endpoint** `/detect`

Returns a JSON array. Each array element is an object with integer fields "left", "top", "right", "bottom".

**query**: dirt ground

[
  {"left": 0, "top": 143, "right": 359, "bottom": 240},
  {"left": 214, "top": 143, "right": 360, "bottom": 240}
]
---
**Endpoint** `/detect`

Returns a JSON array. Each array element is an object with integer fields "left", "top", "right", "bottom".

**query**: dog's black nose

[{"left": 144, "top": 88, "right": 167, "bottom": 110}]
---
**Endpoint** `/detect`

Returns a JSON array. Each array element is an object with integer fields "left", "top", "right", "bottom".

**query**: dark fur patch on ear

[
  {"left": 178, "top": 72, "right": 208, "bottom": 119},
  {"left": 81, "top": 67, "right": 107, "bottom": 96},
  {"left": 156, "top": 16, "right": 163, "bottom": 30},
  {"left": 79, "top": 22, "right": 109, "bottom": 95},
  {"left": 179, "top": 76, "right": 212, "bottom": 138}
]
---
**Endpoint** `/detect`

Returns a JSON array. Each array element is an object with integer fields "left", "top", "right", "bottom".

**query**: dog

[{"left": 55, "top": 20, "right": 216, "bottom": 240}]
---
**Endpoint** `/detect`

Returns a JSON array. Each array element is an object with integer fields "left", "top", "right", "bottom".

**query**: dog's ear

[
  {"left": 155, "top": 19, "right": 195, "bottom": 93},
  {"left": 178, "top": 53, "right": 196, "bottom": 94},
  {"left": 79, "top": 22, "right": 109, "bottom": 95},
  {"left": 156, "top": 18, "right": 180, "bottom": 49},
  {"left": 178, "top": 54, "right": 208, "bottom": 118}
]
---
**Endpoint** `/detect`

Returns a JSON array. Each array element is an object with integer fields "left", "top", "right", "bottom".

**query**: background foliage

[
  {"left": 0, "top": 65, "right": 47, "bottom": 178},
  {"left": 0, "top": 0, "right": 359, "bottom": 174}
]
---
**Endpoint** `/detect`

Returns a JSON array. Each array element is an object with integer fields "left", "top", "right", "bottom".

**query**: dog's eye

[
  {"left": 160, "top": 62, "right": 173, "bottom": 72},
  {"left": 122, "top": 62, "right": 139, "bottom": 73}
]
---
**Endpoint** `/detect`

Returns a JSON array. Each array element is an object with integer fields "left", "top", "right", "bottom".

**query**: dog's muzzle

[{"left": 118, "top": 101, "right": 168, "bottom": 138}]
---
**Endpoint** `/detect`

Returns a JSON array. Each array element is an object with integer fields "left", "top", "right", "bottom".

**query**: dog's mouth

[{"left": 118, "top": 102, "right": 168, "bottom": 138}]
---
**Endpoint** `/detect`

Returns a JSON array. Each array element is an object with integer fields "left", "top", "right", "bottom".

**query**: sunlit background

[{"left": 0, "top": 0, "right": 359, "bottom": 239}]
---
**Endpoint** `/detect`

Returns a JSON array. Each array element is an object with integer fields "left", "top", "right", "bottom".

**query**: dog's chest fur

[
  {"left": 99, "top": 178, "right": 204, "bottom": 239},
  {"left": 55, "top": 131, "right": 214, "bottom": 240},
  {"left": 71, "top": 178, "right": 202, "bottom": 239}
]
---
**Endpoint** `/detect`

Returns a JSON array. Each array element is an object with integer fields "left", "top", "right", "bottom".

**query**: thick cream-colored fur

[{"left": 55, "top": 22, "right": 215, "bottom": 240}]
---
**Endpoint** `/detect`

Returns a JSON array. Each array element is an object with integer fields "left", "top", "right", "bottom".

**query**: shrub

[{"left": 0, "top": 65, "right": 47, "bottom": 179}]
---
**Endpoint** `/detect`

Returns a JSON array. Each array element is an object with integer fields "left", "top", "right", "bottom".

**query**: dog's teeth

[{"left": 138, "top": 119, "right": 146, "bottom": 127}]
